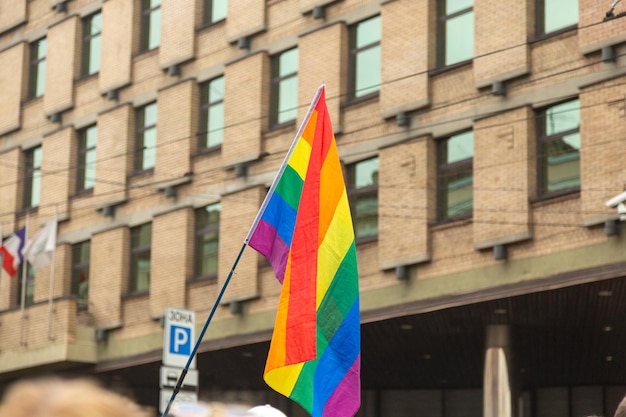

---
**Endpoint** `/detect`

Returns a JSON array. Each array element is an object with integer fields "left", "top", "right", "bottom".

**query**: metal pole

[{"left": 160, "top": 241, "right": 248, "bottom": 417}]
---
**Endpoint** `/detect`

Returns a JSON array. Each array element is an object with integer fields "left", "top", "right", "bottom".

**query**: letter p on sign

[{"left": 170, "top": 325, "right": 191, "bottom": 356}]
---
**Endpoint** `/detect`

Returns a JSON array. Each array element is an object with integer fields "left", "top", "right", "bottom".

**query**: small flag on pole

[
  {"left": 0, "top": 227, "right": 26, "bottom": 277},
  {"left": 247, "top": 85, "right": 361, "bottom": 417},
  {"left": 23, "top": 218, "right": 57, "bottom": 271}
]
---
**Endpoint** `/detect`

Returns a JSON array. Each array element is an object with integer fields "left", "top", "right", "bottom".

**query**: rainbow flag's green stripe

[{"left": 249, "top": 87, "right": 360, "bottom": 417}]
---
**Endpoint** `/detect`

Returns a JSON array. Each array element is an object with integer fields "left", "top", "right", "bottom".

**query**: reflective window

[
  {"left": 130, "top": 223, "right": 152, "bottom": 293},
  {"left": 140, "top": 0, "right": 161, "bottom": 52},
  {"left": 438, "top": 130, "right": 473, "bottom": 220},
  {"left": 81, "top": 12, "right": 101, "bottom": 76},
  {"left": 438, "top": 0, "right": 473, "bottom": 67},
  {"left": 270, "top": 48, "right": 298, "bottom": 126},
  {"left": 204, "top": 0, "right": 227, "bottom": 24},
  {"left": 28, "top": 38, "right": 47, "bottom": 98},
  {"left": 195, "top": 203, "right": 221, "bottom": 279},
  {"left": 71, "top": 241, "right": 91, "bottom": 308},
  {"left": 538, "top": 99, "right": 580, "bottom": 195},
  {"left": 349, "top": 16, "right": 381, "bottom": 98},
  {"left": 539, "top": 0, "right": 578, "bottom": 34},
  {"left": 77, "top": 125, "right": 97, "bottom": 192},
  {"left": 199, "top": 76, "right": 225, "bottom": 149},
  {"left": 24, "top": 146, "right": 42, "bottom": 209},
  {"left": 347, "top": 157, "right": 379, "bottom": 241},
  {"left": 17, "top": 264, "right": 35, "bottom": 306},
  {"left": 135, "top": 102, "right": 157, "bottom": 172}
]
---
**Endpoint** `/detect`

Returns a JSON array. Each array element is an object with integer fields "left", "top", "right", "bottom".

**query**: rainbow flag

[{"left": 247, "top": 85, "right": 360, "bottom": 417}]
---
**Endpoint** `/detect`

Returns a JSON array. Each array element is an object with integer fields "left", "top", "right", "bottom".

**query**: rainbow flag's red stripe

[{"left": 248, "top": 86, "right": 360, "bottom": 417}]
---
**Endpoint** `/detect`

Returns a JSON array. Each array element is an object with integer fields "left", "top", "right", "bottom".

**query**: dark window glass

[
  {"left": 17, "top": 264, "right": 35, "bottom": 306},
  {"left": 135, "top": 102, "right": 157, "bottom": 172},
  {"left": 270, "top": 48, "right": 298, "bottom": 126},
  {"left": 28, "top": 38, "right": 47, "bottom": 98},
  {"left": 130, "top": 223, "right": 152, "bottom": 293},
  {"left": 71, "top": 241, "right": 91, "bottom": 307},
  {"left": 24, "top": 146, "right": 42, "bottom": 209},
  {"left": 347, "top": 157, "right": 379, "bottom": 241},
  {"left": 349, "top": 16, "right": 381, "bottom": 99},
  {"left": 438, "top": 130, "right": 473, "bottom": 220},
  {"left": 203, "top": 0, "right": 227, "bottom": 24},
  {"left": 81, "top": 12, "right": 102, "bottom": 76},
  {"left": 199, "top": 76, "right": 225, "bottom": 149},
  {"left": 194, "top": 203, "right": 221, "bottom": 279},
  {"left": 538, "top": 99, "right": 580, "bottom": 195},
  {"left": 140, "top": 0, "right": 161, "bottom": 52},
  {"left": 538, "top": 0, "right": 578, "bottom": 35},
  {"left": 438, "top": 0, "right": 473, "bottom": 67},
  {"left": 77, "top": 125, "right": 97, "bottom": 193}
]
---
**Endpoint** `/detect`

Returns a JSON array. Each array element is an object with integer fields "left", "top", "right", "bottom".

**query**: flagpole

[
  {"left": 160, "top": 242, "right": 247, "bottom": 417},
  {"left": 161, "top": 84, "right": 327, "bottom": 417},
  {"left": 244, "top": 84, "right": 325, "bottom": 243},
  {"left": 20, "top": 212, "right": 29, "bottom": 346},
  {"left": 47, "top": 208, "right": 58, "bottom": 340}
]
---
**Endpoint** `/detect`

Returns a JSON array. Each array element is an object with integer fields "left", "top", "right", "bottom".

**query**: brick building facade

[{"left": 1, "top": 0, "right": 626, "bottom": 416}]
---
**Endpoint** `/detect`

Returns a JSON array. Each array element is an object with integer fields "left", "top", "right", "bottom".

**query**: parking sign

[{"left": 163, "top": 307, "right": 196, "bottom": 368}]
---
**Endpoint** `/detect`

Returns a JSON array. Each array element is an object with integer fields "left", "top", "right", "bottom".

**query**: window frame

[
  {"left": 16, "top": 264, "right": 35, "bottom": 307},
  {"left": 194, "top": 202, "right": 221, "bottom": 281},
  {"left": 437, "top": 130, "right": 474, "bottom": 222},
  {"left": 139, "top": 0, "right": 161, "bottom": 53},
  {"left": 346, "top": 157, "right": 379, "bottom": 244},
  {"left": 269, "top": 48, "right": 299, "bottom": 129},
  {"left": 129, "top": 223, "right": 152, "bottom": 294},
  {"left": 71, "top": 240, "right": 91, "bottom": 308},
  {"left": 23, "top": 146, "right": 42, "bottom": 210},
  {"left": 134, "top": 102, "right": 157, "bottom": 173},
  {"left": 348, "top": 15, "right": 381, "bottom": 102},
  {"left": 76, "top": 124, "right": 97, "bottom": 194},
  {"left": 28, "top": 37, "right": 47, "bottom": 99},
  {"left": 536, "top": 0, "right": 578, "bottom": 38},
  {"left": 436, "top": 0, "right": 474, "bottom": 68},
  {"left": 198, "top": 76, "right": 225, "bottom": 151},
  {"left": 81, "top": 12, "right": 102, "bottom": 77},
  {"left": 203, "top": 0, "right": 227, "bottom": 26},
  {"left": 536, "top": 99, "right": 581, "bottom": 198}
]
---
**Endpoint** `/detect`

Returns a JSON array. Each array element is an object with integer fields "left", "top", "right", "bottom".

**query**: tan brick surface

[
  {"left": 40, "top": 127, "right": 73, "bottom": 219},
  {"left": 226, "top": 0, "right": 266, "bottom": 42},
  {"left": 44, "top": 15, "right": 79, "bottom": 116},
  {"left": 159, "top": 0, "right": 196, "bottom": 69},
  {"left": 100, "top": 0, "right": 134, "bottom": 93},
  {"left": 0, "top": 43, "right": 26, "bottom": 135}
]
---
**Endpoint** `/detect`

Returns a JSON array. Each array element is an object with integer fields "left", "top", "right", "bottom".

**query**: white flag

[{"left": 23, "top": 219, "right": 57, "bottom": 271}]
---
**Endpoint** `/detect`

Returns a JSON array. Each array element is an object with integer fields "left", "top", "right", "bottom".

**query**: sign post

[{"left": 160, "top": 307, "right": 198, "bottom": 414}]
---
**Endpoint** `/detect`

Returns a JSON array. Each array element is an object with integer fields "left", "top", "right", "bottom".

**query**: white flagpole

[
  {"left": 20, "top": 213, "right": 29, "bottom": 346},
  {"left": 47, "top": 208, "right": 58, "bottom": 340}
]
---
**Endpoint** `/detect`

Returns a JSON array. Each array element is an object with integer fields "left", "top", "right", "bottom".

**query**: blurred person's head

[
  {"left": 615, "top": 395, "right": 626, "bottom": 417},
  {"left": 0, "top": 377, "right": 149, "bottom": 417}
]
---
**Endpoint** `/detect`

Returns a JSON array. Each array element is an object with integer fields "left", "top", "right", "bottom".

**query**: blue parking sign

[{"left": 169, "top": 325, "right": 191, "bottom": 356}]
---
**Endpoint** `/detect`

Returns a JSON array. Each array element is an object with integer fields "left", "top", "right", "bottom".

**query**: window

[
  {"left": 130, "top": 223, "right": 152, "bottom": 293},
  {"left": 203, "top": 0, "right": 227, "bottom": 25},
  {"left": 537, "top": 99, "right": 580, "bottom": 195},
  {"left": 28, "top": 38, "right": 47, "bottom": 99},
  {"left": 71, "top": 241, "right": 90, "bottom": 307},
  {"left": 437, "top": 0, "right": 473, "bottom": 67},
  {"left": 24, "top": 146, "right": 42, "bottom": 210},
  {"left": 438, "top": 130, "right": 473, "bottom": 220},
  {"left": 140, "top": 0, "right": 161, "bottom": 52},
  {"left": 270, "top": 48, "right": 298, "bottom": 127},
  {"left": 347, "top": 157, "right": 379, "bottom": 241},
  {"left": 81, "top": 12, "right": 102, "bottom": 76},
  {"left": 194, "top": 203, "right": 221, "bottom": 279},
  {"left": 135, "top": 102, "right": 157, "bottom": 172},
  {"left": 76, "top": 125, "right": 97, "bottom": 193},
  {"left": 349, "top": 16, "right": 381, "bottom": 99},
  {"left": 538, "top": 0, "right": 578, "bottom": 35},
  {"left": 199, "top": 76, "right": 224, "bottom": 150},
  {"left": 17, "top": 264, "right": 35, "bottom": 306}
]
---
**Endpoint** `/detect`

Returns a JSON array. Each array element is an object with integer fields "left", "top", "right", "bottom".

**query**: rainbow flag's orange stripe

[{"left": 248, "top": 86, "right": 360, "bottom": 417}]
